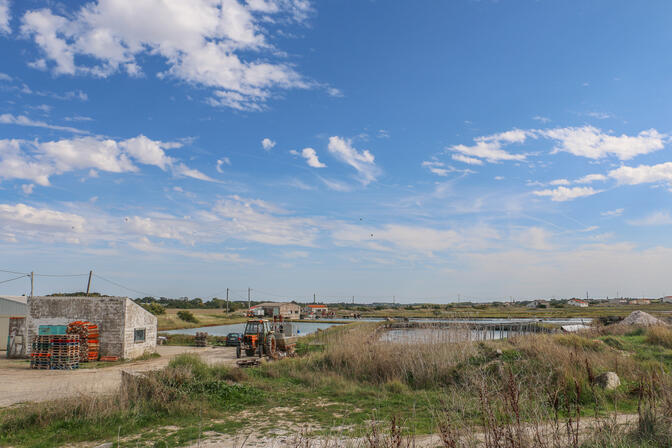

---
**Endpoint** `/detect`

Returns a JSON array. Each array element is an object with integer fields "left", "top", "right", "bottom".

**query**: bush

[
  {"left": 177, "top": 310, "right": 198, "bottom": 323},
  {"left": 142, "top": 302, "right": 166, "bottom": 315}
]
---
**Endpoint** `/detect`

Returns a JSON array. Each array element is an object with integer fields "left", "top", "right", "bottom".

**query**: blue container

[{"left": 38, "top": 325, "right": 68, "bottom": 336}]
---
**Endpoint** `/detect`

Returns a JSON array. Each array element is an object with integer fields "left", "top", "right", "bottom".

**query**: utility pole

[
  {"left": 30, "top": 271, "right": 34, "bottom": 298},
  {"left": 226, "top": 288, "right": 229, "bottom": 314},
  {"left": 313, "top": 293, "right": 316, "bottom": 304},
  {"left": 86, "top": 270, "right": 93, "bottom": 296},
  {"left": 352, "top": 295, "right": 354, "bottom": 305},
  {"left": 248, "top": 287, "right": 251, "bottom": 310}
]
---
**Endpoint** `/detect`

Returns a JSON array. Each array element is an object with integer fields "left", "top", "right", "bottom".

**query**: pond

[
  {"left": 163, "top": 317, "right": 592, "bottom": 341},
  {"left": 163, "top": 321, "right": 341, "bottom": 337}
]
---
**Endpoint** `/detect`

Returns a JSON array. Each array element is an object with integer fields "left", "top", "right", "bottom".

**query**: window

[{"left": 134, "top": 328, "right": 146, "bottom": 343}]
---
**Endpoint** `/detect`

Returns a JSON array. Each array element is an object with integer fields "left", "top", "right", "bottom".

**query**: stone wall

[
  {"left": 26, "top": 296, "right": 157, "bottom": 359},
  {"left": 122, "top": 299, "right": 158, "bottom": 358}
]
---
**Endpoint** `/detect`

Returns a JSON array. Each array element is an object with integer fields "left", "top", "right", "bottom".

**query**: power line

[
  {"left": 0, "top": 274, "right": 29, "bottom": 285},
  {"left": 35, "top": 273, "right": 89, "bottom": 278},
  {"left": 0, "top": 269, "right": 29, "bottom": 275},
  {"left": 92, "top": 274, "right": 158, "bottom": 298}
]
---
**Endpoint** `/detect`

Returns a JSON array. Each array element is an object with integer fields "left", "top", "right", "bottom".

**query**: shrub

[
  {"left": 177, "top": 310, "right": 198, "bottom": 323},
  {"left": 142, "top": 302, "right": 166, "bottom": 315}
]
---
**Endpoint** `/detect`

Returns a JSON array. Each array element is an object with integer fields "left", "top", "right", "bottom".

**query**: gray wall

[
  {"left": 27, "top": 296, "right": 157, "bottom": 359},
  {"left": 123, "top": 299, "right": 158, "bottom": 358}
]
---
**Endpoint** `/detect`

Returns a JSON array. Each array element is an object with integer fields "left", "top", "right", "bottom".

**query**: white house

[
  {"left": 567, "top": 299, "right": 589, "bottom": 308},
  {"left": 662, "top": 296, "right": 672, "bottom": 304}
]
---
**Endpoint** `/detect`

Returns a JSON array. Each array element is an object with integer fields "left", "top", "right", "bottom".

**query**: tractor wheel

[
  {"left": 264, "top": 334, "right": 277, "bottom": 356},
  {"left": 236, "top": 345, "right": 241, "bottom": 358}
]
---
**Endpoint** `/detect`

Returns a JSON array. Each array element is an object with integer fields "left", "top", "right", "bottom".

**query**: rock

[
  {"left": 95, "top": 443, "right": 113, "bottom": 448},
  {"left": 495, "top": 349, "right": 503, "bottom": 357},
  {"left": 619, "top": 311, "right": 668, "bottom": 327},
  {"left": 595, "top": 372, "right": 620, "bottom": 390}
]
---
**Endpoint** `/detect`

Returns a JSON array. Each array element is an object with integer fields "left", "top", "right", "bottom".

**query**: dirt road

[{"left": 0, "top": 346, "right": 238, "bottom": 407}]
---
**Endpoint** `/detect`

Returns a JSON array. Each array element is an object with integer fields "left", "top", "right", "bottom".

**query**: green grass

[{"left": 3, "top": 324, "right": 672, "bottom": 447}]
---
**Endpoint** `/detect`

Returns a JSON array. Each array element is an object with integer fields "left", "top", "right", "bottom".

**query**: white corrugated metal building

[{"left": 0, "top": 296, "right": 28, "bottom": 350}]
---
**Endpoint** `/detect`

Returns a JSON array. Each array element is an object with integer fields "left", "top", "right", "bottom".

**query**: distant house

[
  {"left": 567, "top": 299, "right": 589, "bottom": 308},
  {"left": 304, "top": 304, "right": 329, "bottom": 318},
  {"left": 254, "top": 302, "right": 300, "bottom": 320},
  {"left": 662, "top": 296, "right": 672, "bottom": 304},
  {"left": 526, "top": 300, "right": 549, "bottom": 309},
  {"left": 628, "top": 298, "right": 651, "bottom": 305}
]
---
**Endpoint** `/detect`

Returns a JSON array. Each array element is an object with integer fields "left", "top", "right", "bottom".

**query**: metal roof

[{"left": 0, "top": 295, "right": 27, "bottom": 305}]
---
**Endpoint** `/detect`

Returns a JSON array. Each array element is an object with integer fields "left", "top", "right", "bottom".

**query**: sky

[{"left": 1, "top": 0, "right": 672, "bottom": 302}]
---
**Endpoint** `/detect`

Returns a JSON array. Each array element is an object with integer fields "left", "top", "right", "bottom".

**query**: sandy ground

[
  {"left": 178, "top": 414, "right": 639, "bottom": 448},
  {"left": 0, "top": 346, "right": 238, "bottom": 407}
]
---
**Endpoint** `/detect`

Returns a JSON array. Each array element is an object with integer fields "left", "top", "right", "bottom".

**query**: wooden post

[
  {"left": 86, "top": 270, "right": 93, "bottom": 295},
  {"left": 30, "top": 271, "right": 34, "bottom": 298}
]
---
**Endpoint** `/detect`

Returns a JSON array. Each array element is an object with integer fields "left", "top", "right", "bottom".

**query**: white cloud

[
  {"left": 261, "top": 138, "right": 276, "bottom": 151},
  {"left": 422, "top": 160, "right": 449, "bottom": 176},
  {"left": 0, "top": 72, "right": 12, "bottom": 82},
  {"left": 216, "top": 157, "right": 231, "bottom": 173},
  {"left": 451, "top": 153, "right": 483, "bottom": 165},
  {"left": 332, "top": 223, "right": 500, "bottom": 256},
  {"left": 326, "top": 87, "right": 343, "bottom": 97},
  {"left": 327, "top": 136, "right": 380, "bottom": 185},
  {"left": 0, "top": 0, "right": 10, "bottom": 34},
  {"left": 576, "top": 173, "right": 607, "bottom": 184},
  {"left": 448, "top": 129, "right": 528, "bottom": 164},
  {"left": 0, "top": 135, "right": 211, "bottom": 186},
  {"left": 549, "top": 179, "right": 570, "bottom": 186},
  {"left": 628, "top": 211, "right": 672, "bottom": 226},
  {"left": 296, "top": 147, "right": 325, "bottom": 168},
  {"left": 585, "top": 112, "right": 612, "bottom": 120},
  {"left": 118, "top": 135, "right": 176, "bottom": 170},
  {"left": 421, "top": 160, "right": 473, "bottom": 177},
  {"left": 0, "top": 203, "right": 86, "bottom": 238},
  {"left": 514, "top": 227, "right": 554, "bottom": 250},
  {"left": 601, "top": 208, "right": 624, "bottom": 217},
  {"left": 608, "top": 162, "right": 672, "bottom": 186},
  {"left": 319, "top": 176, "right": 352, "bottom": 192},
  {"left": 0, "top": 113, "right": 87, "bottom": 134},
  {"left": 209, "top": 195, "right": 320, "bottom": 246},
  {"left": 532, "top": 116, "right": 550, "bottom": 123},
  {"left": 539, "top": 126, "right": 665, "bottom": 160},
  {"left": 21, "top": 184, "right": 34, "bottom": 194},
  {"left": 20, "top": 0, "right": 313, "bottom": 110},
  {"left": 533, "top": 186, "right": 601, "bottom": 202}
]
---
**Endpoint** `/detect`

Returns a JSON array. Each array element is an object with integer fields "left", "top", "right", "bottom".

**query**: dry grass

[{"left": 645, "top": 326, "right": 672, "bottom": 349}]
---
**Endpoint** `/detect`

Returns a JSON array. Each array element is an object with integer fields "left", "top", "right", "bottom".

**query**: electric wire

[
  {"left": 0, "top": 274, "right": 29, "bottom": 285},
  {"left": 92, "top": 274, "right": 159, "bottom": 298},
  {"left": 0, "top": 269, "right": 29, "bottom": 275}
]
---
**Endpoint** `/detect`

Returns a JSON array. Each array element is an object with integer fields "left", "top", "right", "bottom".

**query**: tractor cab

[{"left": 237, "top": 319, "right": 276, "bottom": 358}]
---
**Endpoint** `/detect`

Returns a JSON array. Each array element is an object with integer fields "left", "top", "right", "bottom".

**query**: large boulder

[{"left": 595, "top": 372, "right": 620, "bottom": 390}]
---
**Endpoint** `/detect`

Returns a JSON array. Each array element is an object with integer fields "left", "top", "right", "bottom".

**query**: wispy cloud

[{"left": 327, "top": 136, "right": 380, "bottom": 185}]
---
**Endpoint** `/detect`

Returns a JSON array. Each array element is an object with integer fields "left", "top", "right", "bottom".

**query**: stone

[{"left": 595, "top": 372, "right": 620, "bottom": 390}]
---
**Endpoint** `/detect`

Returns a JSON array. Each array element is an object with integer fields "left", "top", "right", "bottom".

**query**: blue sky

[{"left": 1, "top": 0, "right": 672, "bottom": 302}]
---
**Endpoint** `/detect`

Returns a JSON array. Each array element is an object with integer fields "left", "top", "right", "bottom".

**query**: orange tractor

[{"left": 236, "top": 319, "right": 277, "bottom": 358}]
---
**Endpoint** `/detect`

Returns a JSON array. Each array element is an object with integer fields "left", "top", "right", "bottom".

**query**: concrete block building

[
  {"left": 27, "top": 296, "right": 157, "bottom": 359},
  {"left": 255, "top": 302, "right": 301, "bottom": 320}
]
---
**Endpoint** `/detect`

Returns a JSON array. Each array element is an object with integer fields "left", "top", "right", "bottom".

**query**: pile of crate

[
  {"left": 195, "top": 332, "right": 208, "bottom": 347},
  {"left": 50, "top": 335, "right": 80, "bottom": 369},
  {"left": 30, "top": 335, "right": 80, "bottom": 370},
  {"left": 30, "top": 335, "right": 52, "bottom": 369},
  {"left": 66, "top": 321, "right": 100, "bottom": 362}
]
